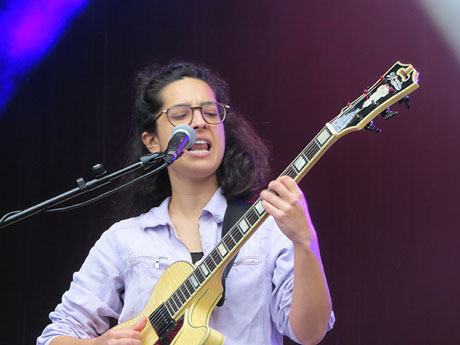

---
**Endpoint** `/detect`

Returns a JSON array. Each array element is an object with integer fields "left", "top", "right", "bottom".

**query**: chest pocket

[
  {"left": 126, "top": 255, "right": 170, "bottom": 286},
  {"left": 226, "top": 230, "right": 269, "bottom": 297},
  {"left": 233, "top": 256, "right": 259, "bottom": 267},
  {"left": 129, "top": 256, "right": 169, "bottom": 269}
]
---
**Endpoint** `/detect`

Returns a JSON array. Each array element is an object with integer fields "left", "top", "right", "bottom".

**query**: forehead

[{"left": 160, "top": 77, "right": 216, "bottom": 107}]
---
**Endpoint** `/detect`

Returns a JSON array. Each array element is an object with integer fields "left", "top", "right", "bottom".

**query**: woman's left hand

[{"left": 260, "top": 176, "right": 316, "bottom": 245}]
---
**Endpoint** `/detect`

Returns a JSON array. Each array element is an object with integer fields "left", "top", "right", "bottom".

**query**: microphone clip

[{"left": 140, "top": 152, "right": 165, "bottom": 170}]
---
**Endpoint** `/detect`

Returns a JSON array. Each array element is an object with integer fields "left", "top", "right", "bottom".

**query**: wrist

[{"left": 293, "top": 238, "right": 320, "bottom": 256}]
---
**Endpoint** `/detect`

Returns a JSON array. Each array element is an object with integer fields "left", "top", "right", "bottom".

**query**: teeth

[
  {"left": 188, "top": 139, "right": 210, "bottom": 154},
  {"left": 189, "top": 150, "right": 209, "bottom": 154}
]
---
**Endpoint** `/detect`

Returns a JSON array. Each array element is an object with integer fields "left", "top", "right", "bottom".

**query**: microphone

[{"left": 164, "top": 124, "right": 196, "bottom": 165}]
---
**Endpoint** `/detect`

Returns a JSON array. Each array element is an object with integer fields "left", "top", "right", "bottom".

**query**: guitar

[{"left": 114, "top": 61, "right": 420, "bottom": 344}]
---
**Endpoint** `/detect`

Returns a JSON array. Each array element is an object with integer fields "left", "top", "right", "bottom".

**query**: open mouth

[{"left": 187, "top": 139, "right": 211, "bottom": 153}]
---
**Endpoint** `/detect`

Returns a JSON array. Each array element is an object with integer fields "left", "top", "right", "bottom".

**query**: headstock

[{"left": 329, "top": 61, "right": 419, "bottom": 135}]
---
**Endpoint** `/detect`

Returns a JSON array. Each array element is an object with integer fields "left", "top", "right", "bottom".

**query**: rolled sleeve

[
  {"left": 268, "top": 230, "right": 301, "bottom": 343},
  {"left": 268, "top": 224, "right": 334, "bottom": 344}
]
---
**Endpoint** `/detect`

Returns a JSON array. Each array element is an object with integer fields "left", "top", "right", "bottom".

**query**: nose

[{"left": 189, "top": 107, "right": 207, "bottom": 129}]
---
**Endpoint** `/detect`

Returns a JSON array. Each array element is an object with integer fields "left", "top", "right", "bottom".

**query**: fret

[
  {"left": 205, "top": 255, "right": 216, "bottom": 271},
  {"left": 304, "top": 141, "right": 320, "bottom": 161},
  {"left": 231, "top": 226, "right": 243, "bottom": 242},
  {"left": 223, "top": 232, "right": 236, "bottom": 249},
  {"left": 185, "top": 277, "right": 195, "bottom": 295},
  {"left": 245, "top": 208, "right": 258, "bottom": 226},
  {"left": 175, "top": 289, "right": 187, "bottom": 305},
  {"left": 168, "top": 296, "right": 179, "bottom": 314},
  {"left": 172, "top": 293, "right": 181, "bottom": 310},
  {"left": 164, "top": 300, "right": 174, "bottom": 316},
  {"left": 284, "top": 165, "right": 297, "bottom": 178},
  {"left": 194, "top": 267, "right": 205, "bottom": 283},
  {"left": 179, "top": 284, "right": 190, "bottom": 300},
  {"left": 211, "top": 249, "right": 221, "bottom": 265}
]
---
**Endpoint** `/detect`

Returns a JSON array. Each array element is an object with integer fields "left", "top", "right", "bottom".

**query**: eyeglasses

[{"left": 155, "top": 102, "right": 230, "bottom": 126}]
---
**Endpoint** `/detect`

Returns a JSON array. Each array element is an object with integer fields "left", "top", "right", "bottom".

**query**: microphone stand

[{"left": 0, "top": 152, "right": 166, "bottom": 229}]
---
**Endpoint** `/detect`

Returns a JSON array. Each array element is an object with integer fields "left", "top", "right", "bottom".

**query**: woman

[{"left": 37, "top": 62, "right": 333, "bottom": 345}]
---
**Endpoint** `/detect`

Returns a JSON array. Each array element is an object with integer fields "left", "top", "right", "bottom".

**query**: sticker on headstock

[{"left": 386, "top": 72, "right": 402, "bottom": 91}]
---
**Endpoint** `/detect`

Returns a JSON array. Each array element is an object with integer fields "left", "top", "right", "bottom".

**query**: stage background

[{"left": 1, "top": 1, "right": 459, "bottom": 344}]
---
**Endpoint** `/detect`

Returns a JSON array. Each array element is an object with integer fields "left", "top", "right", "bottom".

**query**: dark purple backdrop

[{"left": 1, "top": 1, "right": 459, "bottom": 344}]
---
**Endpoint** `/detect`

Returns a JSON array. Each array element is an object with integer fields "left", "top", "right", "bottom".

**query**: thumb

[{"left": 127, "top": 316, "right": 147, "bottom": 332}]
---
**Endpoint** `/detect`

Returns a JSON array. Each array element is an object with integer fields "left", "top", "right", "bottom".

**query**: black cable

[
  {"left": 0, "top": 211, "right": 21, "bottom": 224},
  {"left": 45, "top": 163, "right": 168, "bottom": 213}
]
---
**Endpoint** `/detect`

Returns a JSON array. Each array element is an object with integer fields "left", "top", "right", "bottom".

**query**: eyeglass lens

[{"left": 167, "top": 102, "right": 225, "bottom": 125}]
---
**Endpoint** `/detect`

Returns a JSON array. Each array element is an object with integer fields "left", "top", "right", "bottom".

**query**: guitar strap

[{"left": 217, "top": 199, "right": 253, "bottom": 307}]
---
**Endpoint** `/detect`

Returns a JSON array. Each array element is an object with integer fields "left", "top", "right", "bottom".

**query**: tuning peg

[
  {"left": 380, "top": 107, "right": 398, "bottom": 120},
  {"left": 364, "top": 121, "right": 382, "bottom": 132},
  {"left": 398, "top": 96, "right": 411, "bottom": 109}
]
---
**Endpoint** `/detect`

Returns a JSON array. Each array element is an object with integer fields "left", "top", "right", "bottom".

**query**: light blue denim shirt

[{"left": 37, "top": 189, "right": 334, "bottom": 345}]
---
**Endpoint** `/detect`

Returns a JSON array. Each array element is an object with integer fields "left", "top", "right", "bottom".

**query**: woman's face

[{"left": 142, "top": 77, "right": 226, "bottom": 183}]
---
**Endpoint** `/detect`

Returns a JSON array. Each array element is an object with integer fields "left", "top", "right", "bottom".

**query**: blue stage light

[{"left": 0, "top": 0, "right": 90, "bottom": 115}]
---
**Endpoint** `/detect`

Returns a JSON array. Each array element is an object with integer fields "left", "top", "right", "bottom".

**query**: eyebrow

[{"left": 173, "top": 101, "right": 215, "bottom": 107}]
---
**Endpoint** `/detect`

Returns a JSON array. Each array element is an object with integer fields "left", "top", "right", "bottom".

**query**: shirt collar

[
  {"left": 138, "top": 188, "right": 227, "bottom": 230},
  {"left": 201, "top": 187, "right": 227, "bottom": 224}
]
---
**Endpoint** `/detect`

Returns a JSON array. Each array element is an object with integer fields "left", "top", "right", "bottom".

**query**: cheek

[
  {"left": 156, "top": 127, "right": 174, "bottom": 151},
  {"left": 158, "top": 134, "right": 170, "bottom": 151}
]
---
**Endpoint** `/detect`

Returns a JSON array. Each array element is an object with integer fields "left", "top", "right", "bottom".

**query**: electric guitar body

[{"left": 115, "top": 61, "right": 420, "bottom": 344}]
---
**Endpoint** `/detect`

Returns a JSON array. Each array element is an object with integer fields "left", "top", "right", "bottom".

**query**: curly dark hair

[{"left": 122, "top": 61, "right": 271, "bottom": 217}]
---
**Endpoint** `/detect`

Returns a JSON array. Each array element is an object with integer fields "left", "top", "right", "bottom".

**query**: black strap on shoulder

[{"left": 217, "top": 199, "right": 252, "bottom": 307}]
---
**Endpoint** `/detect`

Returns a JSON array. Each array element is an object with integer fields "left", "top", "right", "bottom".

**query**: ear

[{"left": 142, "top": 131, "right": 161, "bottom": 154}]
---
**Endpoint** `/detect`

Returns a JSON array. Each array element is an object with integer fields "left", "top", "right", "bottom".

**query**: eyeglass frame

[{"left": 154, "top": 102, "right": 230, "bottom": 126}]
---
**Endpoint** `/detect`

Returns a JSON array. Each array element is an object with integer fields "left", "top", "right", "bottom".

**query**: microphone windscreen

[{"left": 170, "top": 124, "right": 196, "bottom": 149}]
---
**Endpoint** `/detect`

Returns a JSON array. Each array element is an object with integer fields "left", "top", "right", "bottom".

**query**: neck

[{"left": 168, "top": 173, "right": 219, "bottom": 219}]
